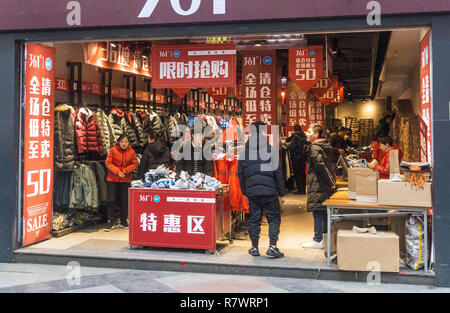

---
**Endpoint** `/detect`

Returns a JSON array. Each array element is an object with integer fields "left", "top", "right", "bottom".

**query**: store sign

[
  {"left": 241, "top": 50, "right": 277, "bottom": 131},
  {"left": 309, "top": 92, "right": 325, "bottom": 127},
  {"left": 420, "top": 31, "right": 432, "bottom": 162},
  {"left": 315, "top": 75, "right": 339, "bottom": 106},
  {"left": 83, "top": 42, "right": 151, "bottom": 77},
  {"left": 129, "top": 189, "right": 216, "bottom": 250},
  {"left": 289, "top": 46, "right": 323, "bottom": 92},
  {"left": 286, "top": 80, "right": 309, "bottom": 135},
  {"left": 207, "top": 87, "right": 232, "bottom": 103},
  {"left": 151, "top": 44, "right": 236, "bottom": 89},
  {"left": 417, "top": 113, "right": 428, "bottom": 163},
  {"left": 23, "top": 44, "right": 55, "bottom": 247}
]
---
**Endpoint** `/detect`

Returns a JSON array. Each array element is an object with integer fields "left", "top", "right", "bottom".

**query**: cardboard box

[
  {"left": 348, "top": 168, "right": 372, "bottom": 199},
  {"left": 337, "top": 230, "right": 400, "bottom": 272},
  {"left": 377, "top": 179, "right": 432, "bottom": 207},
  {"left": 389, "top": 216, "right": 407, "bottom": 255},
  {"left": 355, "top": 170, "right": 379, "bottom": 203},
  {"left": 324, "top": 220, "right": 365, "bottom": 258}
]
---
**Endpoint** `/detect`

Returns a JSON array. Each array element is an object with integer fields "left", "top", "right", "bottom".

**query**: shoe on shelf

[
  {"left": 104, "top": 220, "right": 115, "bottom": 232},
  {"left": 302, "top": 240, "right": 324, "bottom": 249},
  {"left": 266, "top": 246, "right": 284, "bottom": 258},
  {"left": 119, "top": 221, "right": 129, "bottom": 229},
  {"left": 248, "top": 247, "right": 260, "bottom": 257}
]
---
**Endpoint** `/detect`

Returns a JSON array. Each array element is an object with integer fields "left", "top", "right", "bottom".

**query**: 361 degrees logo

[
  {"left": 153, "top": 195, "right": 160, "bottom": 203},
  {"left": 263, "top": 56, "right": 272, "bottom": 65},
  {"left": 173, "top": 50, "right": 180, "bottom": 58},
  {"left": 45, "top": 58, "right": 53, "bottom": 71}
]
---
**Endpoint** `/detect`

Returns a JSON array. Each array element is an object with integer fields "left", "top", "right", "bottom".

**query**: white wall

[{"left": 335, "top": 99, "right": 386, "bottom": 124}]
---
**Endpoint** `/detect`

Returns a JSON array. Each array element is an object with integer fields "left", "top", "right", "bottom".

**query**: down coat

[
  {"left": 108, "top": 109, "right": 124, "bottom": 142},
  {"left": 131, "top": 112, "right": 146, "bottom": 149},
  {"left": 54, "top": 104, "right": 76, "bottom": 170},
  {"left": 74, "top": 107, "right": 103, "bottom": 155},
  {"left": 121, "top": 112, "right": 139, "bottom": 149},
  {"left": 95, "top": 108, "right": 115, "bottom": 155}
]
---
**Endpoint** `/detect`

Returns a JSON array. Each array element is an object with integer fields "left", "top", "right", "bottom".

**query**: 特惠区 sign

[
  {"left": 23, "top": 43, "right": 55, "bottom": 246},
  {"left": 286, "top": 80, "right": 309, "bottom": 135},
  {"left": 151, "top": 44, "right": 236, "bottom": 89},
  {"left": 289, "top": 46, "right": 323, "bottom": 92},
  {"left": 84, "top": 42, "right": 151, "bottom": 77},
  {"left": 420, "top": 31, "right": 432, "bottom": 162},
  {"left": 241, "top": 50, "right": 277, "bottom": 131}
]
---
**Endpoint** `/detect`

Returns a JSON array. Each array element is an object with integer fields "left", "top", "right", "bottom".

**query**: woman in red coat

[
  {"left": 368, "top": 136, "right": 400, "bottom": 179},
  {"left": 105, "top": 134, "right": 138, "bottom": 230}
]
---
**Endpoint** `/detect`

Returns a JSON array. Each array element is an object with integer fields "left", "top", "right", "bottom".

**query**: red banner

[
  {"left": 129, "top": 189, "right": 217, "bottom": 250},
  {"left": 23, "top": 44, "right": 55, "bottom": 246},
  {"left": 331, "top": 83, "right": 344, "bottom": 108},
  {"left": 242, "top": 50, "right": 277, "bottom": 131},
  {"left": 289, "top": 46, "right": 323, "bottom": 92},
  {"left": 420, "top": 31, "right": 432, "bottom": 162},
  {"left": 84, "top": 42, "right": 151, "bottom": 77},
  {"left": 151, "top": 44, "right": 236, "bottom": 89},
  {"left": 309, "top": 92, "right": 325, "bottom": 128},
  {"left": 286, "top": 80, "right": 309, "bottom": 135},
  {"left": 207, "top": 87, "right": 232, "bottom": 103},
  {"left": 315, "top": 75, "right": 339, "bottom": 106},
  {"left": 172, "top": 88, "right": 191, "bottom": 99},
  {"left": 417, "top": 113, "right": 428, "bottom": 163}
]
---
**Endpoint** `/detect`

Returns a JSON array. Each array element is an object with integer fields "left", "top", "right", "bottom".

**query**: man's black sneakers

[
  {"left": 266, "top": 246, "right": 284, "bottom": 258},
  {"left": 120, "top": 221, "right": 129, "bottom": 229},
  {"left": 248, "top": 247, "right": 260, "bottom": 256},
  {"left": 104, "top": 220, "right": 115, "bottom": 232}
]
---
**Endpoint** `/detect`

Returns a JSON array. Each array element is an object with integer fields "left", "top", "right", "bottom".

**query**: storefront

[{"left": 0, "top": 1, "right": 449, "bottom": 287}]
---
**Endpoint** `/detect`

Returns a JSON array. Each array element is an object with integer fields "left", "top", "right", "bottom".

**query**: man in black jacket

[
  {"left": 238, "top": 121, "right": 286, "bottom": 258},
  {"left": 286, "top": 124, "right": 307, "bottom": 194},
  {"left": 303, "top": 127, "right": 336, "bottom": 249},
  {"left": 138, "top": 130, "right": 171, "bottom": 179}
]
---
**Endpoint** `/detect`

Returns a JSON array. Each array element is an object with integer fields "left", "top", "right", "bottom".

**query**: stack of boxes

[{"left": 358, "top": 119, "right": 375, "bottom": 146}]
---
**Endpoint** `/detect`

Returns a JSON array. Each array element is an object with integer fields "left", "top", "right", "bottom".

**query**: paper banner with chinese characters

[
  {"left": 286, "top": 80, "right": 309, "bottom": 135},
  {"left": 289, "top": 46, "right": 323, "bottom": 92},
  {"left": 308, "top": 92, "right": 325, "bottom": 128},
  {"left": 207, "top": 87, "right": 232, "bottom": 103},
  {"left": 241, "top": 50, "right": 277, "bottom": 133},
  {"left": 151, "top": 44, "right": 236, "bottom": 89},
  {"left": 23, "top": 43, "right": 55, "bottom": 247},
  {"left": 330, "top": 83, "right": 344, "bottom": 108},
  {"left": 315, "top": 75, "right": 339, "bottom": 106},
  {"left": 420, "top": 31, "right": 432, "bottom": 162},
  {"left": 83, "top": 42, "right": 151, "bottom": 77}
]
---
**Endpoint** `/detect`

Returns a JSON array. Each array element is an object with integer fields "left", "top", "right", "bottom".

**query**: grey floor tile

[
  {"left": 112, "top": 278, "right": 177, "bottom": 293},
  {"left": 8, "top": 281, "right": 66, "bottom": 293}
]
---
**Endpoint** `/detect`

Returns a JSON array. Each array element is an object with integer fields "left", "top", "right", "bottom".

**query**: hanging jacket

[
  {"left": 137, "top": 140, "right": 171, "bottom": 179},
  {"left": 54, "top": 104, "right": 76, "bottom": 170},
  {"left": 105, "top": 143, "right": 138, "bottom": 183},
  {"left": 136, "top": 111, "right": 149, "bottom": 144},
  {"left": 238, "top": 137, "right": 286, "bottom": 198},
  {"left": 69, "top": 163, "right": 99, "bottom": 209},
  {"left": 132, "top": 112, "right": 146, "bottom": 149},
  {"left": 306, "top": 139, "right": 336, "bottom": 212},
  {"left": 175, "top": 140, "right": 214, "bottom": 177},
  {"left": 74, "top": 107, "right": 104, "bottom": 155},
  {"left": 54, "top": 171, "right": 73, "bottom": 208},
  {"left": 228, "top": 158, "right": 246, "bottom": 212},
  {"left": 147, "top": 111, "right": 164, "bottom": 138},
  {"left": 108, "top": 109, "right": 124, "bottom": 142},
  {"left": 121, "top": 112, "right": 139, "bottom": 149},
  {"left": 95, "top": 109, "right": 115, "bottom": 155}
]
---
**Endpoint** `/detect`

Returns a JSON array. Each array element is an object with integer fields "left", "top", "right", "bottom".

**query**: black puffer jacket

[
  {"left": 175, "top": 141, "right": 214, "bottom": 177},
  {"left": 121, "top": 112, "right": 139, "bottom": 149},
  {"left": 286, "top": 130, "right": 307, "bottom": 161},
  {"left": 137, "top": 140, "right": 171, "bottom": 179},
  {"left": 108, "top": 109, "right": 124, "bottom": 143},
  {"left": 132, "top": 112, "right": 146, "bottom": 149},
  {"left": 54, "top": 104, "right": 76, "bottom": 171},
  {"left": 238, "top": 138, "right": 286, "bottom": 198},
  {"left": 306, "top": 139, "right": 336, "bottom": 212}
]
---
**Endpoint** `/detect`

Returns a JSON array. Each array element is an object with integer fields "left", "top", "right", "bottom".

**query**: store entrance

[{"left": 18, "top": 27, "right": 433, "bottom": 277}]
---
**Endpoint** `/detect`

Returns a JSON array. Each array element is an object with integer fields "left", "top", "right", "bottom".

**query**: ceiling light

[{"left": 254, "top": 43, "right": 262, "bottom": 47}]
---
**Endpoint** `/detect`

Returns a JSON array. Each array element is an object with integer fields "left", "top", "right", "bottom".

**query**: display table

[
  {"left": 323, "top": 191, "right": 430, "bottom": 272},
  {"left": 129, "top": 185, "right": 231, "bottom": 252}
]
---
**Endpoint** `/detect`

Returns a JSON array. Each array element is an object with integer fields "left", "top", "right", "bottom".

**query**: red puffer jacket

[
  {"left": 74, "top": 108, "right": 103, "bottom": 154},
  {"left": 106, "top": 144, "right": 138, "bottom": 183}
]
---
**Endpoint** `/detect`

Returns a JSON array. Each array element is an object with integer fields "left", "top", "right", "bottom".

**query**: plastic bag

[{"left": 405, "top": 216, "right": 425, "bottom": 270}]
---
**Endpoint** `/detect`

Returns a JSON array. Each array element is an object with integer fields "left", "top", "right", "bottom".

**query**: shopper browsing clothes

[
  {"left": 137, "top": 130, "right": 171, "bottom": 179},
  {"left": 105, "top": 134, "right": 138, "bottom": 231},
  {"left": 368, "top": 136, "right": 401, "bottom": 179},
  {"left": 286, "top": 124, "right": 307, "bottom": 194},
  {"left": 238, "top": 121, "right": 286, "bottom": 258},
  {"left": 302, "top": 126, "right": 336, "bottom": 249}
]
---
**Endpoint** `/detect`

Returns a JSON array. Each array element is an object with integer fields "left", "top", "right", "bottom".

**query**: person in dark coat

[
  {"left": 137, "top": 130, "right": 171, "bottom": 179},
  {"left": 238, "top": 121, "right": 286, "bottom": 258},
  {"left": 286, "top": 124, "right": 307, "bottom": 194},
  {"left": 175, "top": 128, "right": 214, "bottom": 177},
  {"left": 375, "top": 110, "right": 396, "bottom": 139},
  {"left": 302, "top": 127, "right": 336, "bottom": 249}
]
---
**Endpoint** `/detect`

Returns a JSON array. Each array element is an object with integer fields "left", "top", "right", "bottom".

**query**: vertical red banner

[
  {"left": 289, "top": 46, "right": 323, "bottom": 92},
  {"left": 23, "top": 44, "right": 55, "bottom": 246},
  {"left": 241, "top": 50, "right": 277, "bottom": 133},
  {"left": 420, "top": 31, "right": 432, "bottom": 162},
  {"left": 308, "top": 92, "right": 325, "bottom": 128},
  {"left": 286, "top": 80, "right": 309, "bottom": 136}
]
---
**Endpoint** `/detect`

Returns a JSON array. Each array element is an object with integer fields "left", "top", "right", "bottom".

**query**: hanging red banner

[
  {"left": 289, "top": 46, "right": 323, "bottom": 92},
  {"left": 241, "top": 50, "right": 277, "bottom": 132},
  {"left": 330, "top": 83, "right": 344, "bottom": 108},
  {"left": 207, "top": 87, "right": 232, "bottom": 103},
  {"left": 309, "top": 92, "right": 325, "bottom": 128},
  {"left": 286, "top": 80, "right": 309, "bottom": 135},
  {"left": 315, "top": 75, "right": 339, "bottom": 106},
  {"left": 23, "top": 43, "right": 55, "bottom": 247},
  {"left": 172, "top": 88, "right": 191, "bottom": 99},
  {"left": 84, "top": 42, "right": 151, "bottom": 77},
  {"left": 151, "top": 44, "right": 237, "bottom": 89},
  {"left": 420, "top": 31, "right": 432, "bottom": 162}
]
